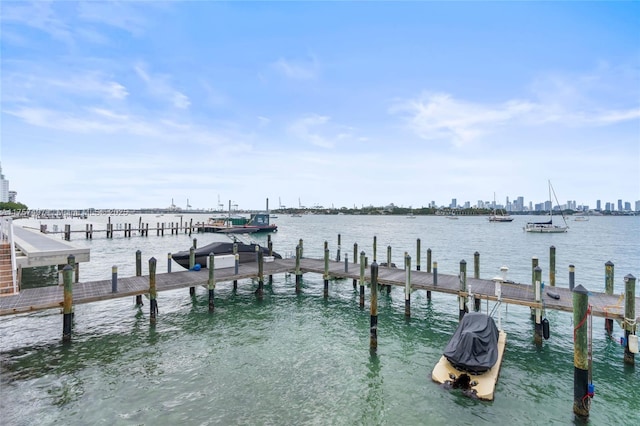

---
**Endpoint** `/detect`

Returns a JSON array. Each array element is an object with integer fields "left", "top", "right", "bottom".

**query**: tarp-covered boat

[
  {"left": 172, "top": 241, "right": 282, "bottom": 270},
  {"left": 432, "top": 312, "right": 507, "bottom": 400}
]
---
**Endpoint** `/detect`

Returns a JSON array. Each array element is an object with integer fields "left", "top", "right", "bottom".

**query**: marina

[{"left": 1, "top": 213, "right": 639, "bottom": 425}]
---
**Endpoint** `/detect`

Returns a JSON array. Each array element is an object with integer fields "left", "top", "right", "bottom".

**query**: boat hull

[
  {"left": 171, "top": 241, "right": 281, "bottom": 269},
  {"left": 432, "top": 330, "right": 507, "bottom": 401}
]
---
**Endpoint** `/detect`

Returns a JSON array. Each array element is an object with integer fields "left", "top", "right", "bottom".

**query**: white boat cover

[{"left": 443, "top": 312, "right": 499, "bottom": 373}]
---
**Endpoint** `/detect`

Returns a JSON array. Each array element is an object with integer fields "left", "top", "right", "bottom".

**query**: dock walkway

[
  {"left": 1, "top": 258, "right": 637, "bottom": 323},
  {"left": 13, "top": 226, "right": 89, "bottom": 268}
]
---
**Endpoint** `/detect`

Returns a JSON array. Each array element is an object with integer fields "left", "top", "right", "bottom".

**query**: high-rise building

[
  {"left": 596, "top": 200, "right": 601, "bottom": 211},
  {"left": 618, "top": 199, "right": 623, "bottom": 211},
  {"left": 0, "top": 162, "right": 9, "bottom": 203}
]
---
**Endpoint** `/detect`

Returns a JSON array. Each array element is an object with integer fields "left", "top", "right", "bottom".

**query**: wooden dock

[{"left": 1, "top": 257, "right": 637, "bottom": 323}]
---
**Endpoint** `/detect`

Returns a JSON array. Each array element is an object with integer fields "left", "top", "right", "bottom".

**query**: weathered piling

[
  {"left": 189, "top": 246, "right": 196, "bottom": 296},
  {"left": 149, "top": 257, "right": 158, "bottom": 324},
  {"left": 208, "top": 253, "right": 215, "bottom": 312},
  {"left": 427, "top": 249, "right": 432, "bottom": 300},
  {"left": 67, "top": 254, "right": 78, "bottom": 283},
  {"left": 433, "top": 261, "right": 438, "bottom": 288},
  {"left": 458, "top": 260, "right": 467, "bottom": 320},
  {"left": 111, "top": 265, "right": 117, "bottom": 293},
  {"left": 299, "top": 238, "right": 304, "bottom": 258},
  {"left": 386, "top": 245, "right": 392, "bottom": 267},
  {"left": 534, "top": 266, "right": 543, "bottom": 346},
  {"left": 268, "top": 238, "right": 274, "bottom": 285},
  {"left": 353, "top": 243, "right": 358, "bottom": 289},
  {"left": 62, "top": 265, "right": 73, "bottom": 342},
  {"left": 135, "top": 250, "right": 143, "bottom": 306},
  {"left": 473, "top": 251, "right": 481, "bottom": 311},
  {"left": 405, "top": 254, "right": 411, "bottom": 317},
  {"left": 373, "top": 236, "right": 377, "bottom": 262},
  {"left": 604, "top": 261, "right": 614, "bottom": 334},
  {"left": 624, "top": 274, "right": 636, "bottom": 365},
  {"left": 550, "top": 245, "right": 556, "bottom": 287},
  {"left": 344, "top": 253, "right": 349, "bottom": 273},
  {"left": 295, "top": 245, "right": 302, "bottom": 293},
  {"left": 359, "top": 251, "right": 365, "bottom": 308},
  {"left": 569, "top": 264, "right": 575, "bottom": 291},
  {"left": 85, "top": 223, "right": 93, "bottom": 239},
  {"left": 416, "top": 239, "right": 421, "bottom": 271},
  {"left": 256, "top": 249, "right": 264, "bottom": 299},
  {"left": 336, "top": 234, "right": 341, "bottom": 262},
  {"left": 370, "top": 261, "right": 379, "bottom": 351},
  {"left": 167, "top": 253, "right": 172, "bottom": 273},
  {"left": 323, "top": 246, "right": 329, "bottom": 298},
  {"left": 193, "top": 237, "right": 197, "bottom": 249},
  {"left": 573, "top": 284, "right": 591, "bottom": 418},
  {"left": 233, "top": 243, "right": 239, "bottom": 290}
]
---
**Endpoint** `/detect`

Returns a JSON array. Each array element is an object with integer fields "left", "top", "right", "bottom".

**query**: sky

[{"left": 1, "top": 1, "right": 639, "bottom": 211}]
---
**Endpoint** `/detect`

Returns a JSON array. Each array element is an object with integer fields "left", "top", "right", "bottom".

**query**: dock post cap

[
  {"left": 572, "top": 284, "right": 589, "bottom": 295},
  {"left": 624, "top": 274, "right": 636, "bottom": 282}
]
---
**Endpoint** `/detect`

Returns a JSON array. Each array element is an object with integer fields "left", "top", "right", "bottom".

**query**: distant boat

[
  {"left": 446, "top": 214, "right": 459, "bottom": 220},
  {"left": 488, "top": 193, "right": 513, "bottom": 222},
  {"left": 574, "top": 215, "right": 589, "bottom": 222},
  {"left": 406, "top": 210, "right": 416, "bottom": 219},
  {"left": 524, "top": 181, "right": 568, "bottom": 233},
  {"left": 290, "top": 213, "right": 302, "bottom": 217}
]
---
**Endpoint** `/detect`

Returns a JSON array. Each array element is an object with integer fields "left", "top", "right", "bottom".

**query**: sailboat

[
  {"left": 488, "top": 193, "right": 513, "bottom": 222},
  {"left": 524, "top": 181, "right": 568, "bottom": 233}
]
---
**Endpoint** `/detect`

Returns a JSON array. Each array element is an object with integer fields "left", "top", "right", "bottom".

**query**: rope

[{"left": 574, "top": 304, "right": 592, "bottom": 341}]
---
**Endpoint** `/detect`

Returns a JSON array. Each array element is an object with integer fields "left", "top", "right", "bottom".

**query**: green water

[{"left": 1, "top": 214, "right": 639, "bottom": 425}]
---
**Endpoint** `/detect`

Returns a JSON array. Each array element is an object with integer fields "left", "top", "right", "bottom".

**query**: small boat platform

[{"left": 431, "top": 330, "right": 507, "bottom": 401}]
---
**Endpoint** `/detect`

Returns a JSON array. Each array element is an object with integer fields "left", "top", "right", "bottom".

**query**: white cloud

[
  {"left": 288, "top": 114, "right": 333, "bottom": 148},
  {"left": 134, "top": 63, "right": 191, "bottom": 109},
  {"left": 272, "top": 56, "right": 319, "bottom": 80}
]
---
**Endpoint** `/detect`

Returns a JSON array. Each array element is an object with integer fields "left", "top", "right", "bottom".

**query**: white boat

[
  {"left": 524, "top": 181, "right": 568, "bottom": 233},
  {"left": 406, "top": 210, "right": 416, "bottom": 219},
  {"left": 574, "top": 215, "right": 589, "bottom": 221},
  {"left": 488, "top": 193, "right": 513, "bottom": 222}
]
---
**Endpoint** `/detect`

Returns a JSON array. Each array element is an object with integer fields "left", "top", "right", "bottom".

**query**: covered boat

[
  {"left": 432, "top": 312, "right": 507, "bottom": 400},
  {"left": 172, "top": 241, "right": 282, "bottom": 270},
  {"left": 443, "top": 312, "right": 499, "bottom": 373}
]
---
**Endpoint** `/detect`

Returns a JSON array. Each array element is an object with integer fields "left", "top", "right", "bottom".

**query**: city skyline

[{"left": 1, "top": 2, "right": 639, "bottom": 210}]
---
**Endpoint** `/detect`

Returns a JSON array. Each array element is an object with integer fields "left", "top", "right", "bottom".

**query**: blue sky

[{"left": 1, "top": 1, "right": 638, "bottom": 210}]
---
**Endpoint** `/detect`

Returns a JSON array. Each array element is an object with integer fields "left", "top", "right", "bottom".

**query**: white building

[{"left": 0, "top": 162, "right": 9, "bottom": 203}]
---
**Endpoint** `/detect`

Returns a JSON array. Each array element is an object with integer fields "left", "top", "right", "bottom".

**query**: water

[{"left": 1, "top": 214, "right": 639, "bottom": 425}]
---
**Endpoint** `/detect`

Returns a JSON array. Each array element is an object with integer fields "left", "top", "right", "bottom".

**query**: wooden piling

[
  {"left": 295, "top": 245, "right": 302, "bottom": 293},
  {"left": 135, "top": 250, "right": 143, "bottom": 306},
  {"left": 569, "top": 264, "right": 575, "bottom": 291},
  {"left": 344, "top": 253, "right": 349, "bottom": 273},
  {"left": 405, "top": 254, "right": 411, "bottom": 317},
  {"left": 167, "top": 253, "right": 172, "bottom": 273},
  {"left": 370, "top": 261, "right": 379, "bottom": 351},
  {"left": 233, "top": 243, "right": 238, "bottom": 290},
  {"left": 111, "top": 265, "right": 117, "bottom": 293},
  {"left": 256, "top": 249, "right": 264, "bottom": 299},
  {"left": 353, "top": 243, "right": 358, "bottom": 289},
  {"left": 624, "top": 274, "right": 636, "bottom": 366},
  {"left": 474, "top": 251, "right": 480, "bottom": 279},
  {"left": 359, "top": 251, "right": 365, "bottom": 308},
  {"left": 534, "top": 266, "right": 543, "bottom": 346},
  {"left": 416, "top": 239, "right": 421, "bottom": 271},
  {"left": 149, "top": 257, "right": 158, "bottom": 325},
  {"left": 387, "top": 245, "right": 392, "bottom": 268},
  {"left": 62, "top": 265, "right": 73, "bottom": 342},
  {"left": 299, "top": 238, "right": 304, "bottom": 258},
  {"left": 572, "top": 284, "right": 591, "bottom": 418},
  {"left": 458, "top": 260, "right": 467, "bottom": 320},
  {"left": 604, "top": 261, "right": 614, "bottom": 334},
  {"left": 189, "top": 246, "right": 195, "bottom": 295},
  {"left": 373, "top": 236, "right": 377, "bottom": 262},
  {"left": 336, "top": 234, "right": 341, "bottom": 262},
  {"left": 550, "top": 245, "right": 556, "bottom": 287},
  {"left": 323, "top": 246, "right": 329, "bottom": 298},
  {"left": 208, "top": 253, "right": 215, "bottom": 312},
  {"left": 427, "top": 250, "right": 433, "bottom": 300}
]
